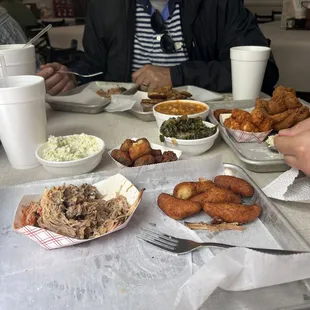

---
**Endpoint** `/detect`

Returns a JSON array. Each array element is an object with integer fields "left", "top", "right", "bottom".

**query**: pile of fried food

[
  {"left": 141, "top": 85, "right": 193, "bottom": 112},
  {"left": 215, "top": 86, "right": 310, "bottom": 132},
  {"left": 21, "top": 184, "right": 131, "bottom": 239},
  {"left": 111, "top": 138, "right": 178, "bottom": 167},
  {"left": 222, "top": 108, "right": 273, "bottom": 132},
  {"left": 96, "top": 86, "right": 127, "bottom": 98},
  {"left": 158, "top": 175, "right": 261, "bottom": 232}
]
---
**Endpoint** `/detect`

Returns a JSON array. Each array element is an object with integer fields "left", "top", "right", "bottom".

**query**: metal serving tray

[
  {"left": 1, "top": 160, "right": 310, "bottom": 309},
  {"left": 202, "top": 163, "right": 310, "bottom": 310},
  {"left": 47, "top": 81, "right": 138, "bottom": 114},
  {"left": 207, "top": 99, "right": 290, "bottom": 173}
]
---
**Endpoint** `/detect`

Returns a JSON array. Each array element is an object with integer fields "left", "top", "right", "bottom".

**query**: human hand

[
  {"left": 274, "top": 129, "right": 310, "bottom": 175},
  {"left": 277, "top": 118, "right": 310, "bottom": 137},
  {"left": 132, "top": 64, "right": 172, "bottom": 91},
  {"left": 37, "top": 62, "right": 76, "bottom": 96}
]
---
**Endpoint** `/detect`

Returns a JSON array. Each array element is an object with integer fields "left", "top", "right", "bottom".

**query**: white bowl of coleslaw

[{"left": 35, "top": 134, "right": 105, "bottom": 176}]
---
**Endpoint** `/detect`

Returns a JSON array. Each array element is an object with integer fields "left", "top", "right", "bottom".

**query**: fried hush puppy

[
  {"left": 173, "top": 180, "right": 215, "bottom": 200},
  {"left": 202, "top": 202, "right": 261, "bottom": 224},
  {"left": 111, "top": 149, "right": 132, "bottom": 167},
  {"left": 214, "top": 175, "right": 254, "bottom": 197},
  {"left": 134, "top": 154, "right": 155, "bottom": 167},
  {"left": 157, "top": 193, "right": 201, "bottom": 220},
  {"left": 190, "top": 186, "right": 241, "bottom": 204},
  {"left": 128, "top": 138, "right": 152, "bottom": 161}
]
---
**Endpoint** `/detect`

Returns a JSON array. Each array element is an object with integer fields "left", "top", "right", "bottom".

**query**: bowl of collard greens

[{"left": 159, "top": 116, "right": 219, "bottom": 156}]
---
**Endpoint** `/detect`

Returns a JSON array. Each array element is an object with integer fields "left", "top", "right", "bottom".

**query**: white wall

[
  {"left": 25, "top": 0, "right": 53, "bottom": 9},
  {"left": 245, "top": 0, "right": 283, "bottom": 14}
]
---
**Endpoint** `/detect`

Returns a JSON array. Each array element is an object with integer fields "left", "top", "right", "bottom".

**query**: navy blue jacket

[{"left": 75, "top": 0, "right": 279, "bottom": 93}]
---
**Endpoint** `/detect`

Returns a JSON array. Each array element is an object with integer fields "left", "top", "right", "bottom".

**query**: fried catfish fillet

[
  {"left": 284, "top": 92, "right": 302, "bottom": 109},
  {"left": 269, "top": 110, "right": 290, "bottom": 124},
  {"left": 265, "top": 97, "right": 287, "bottom": 115},
  {"left": 273, "top": 110, "right": 298, "bottom": 131},
  {"left": 158, "top": 193, "right": 202, "bottom": 220}
]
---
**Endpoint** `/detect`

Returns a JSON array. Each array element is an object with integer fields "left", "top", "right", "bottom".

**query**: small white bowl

[
  {"left": 161, "top": 121, "right": 219, "bottom": 156},
  {"left": 35, "top": 136, "right": 105, "bottom": 176},
  {"left": 153, "top": 100, "right": 210, "bottom": 128}
]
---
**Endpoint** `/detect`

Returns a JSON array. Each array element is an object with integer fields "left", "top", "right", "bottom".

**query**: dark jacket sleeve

[
  {"left": 69, "top": 0, "right": 107, "bottom": 84},
  {"left": 170, "top": 0, "right": 279, "bottom": 94}
]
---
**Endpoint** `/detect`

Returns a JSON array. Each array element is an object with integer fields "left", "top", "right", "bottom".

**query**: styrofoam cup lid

[{"left": 230, "top": 46, "right": 271, "bottom": 61}]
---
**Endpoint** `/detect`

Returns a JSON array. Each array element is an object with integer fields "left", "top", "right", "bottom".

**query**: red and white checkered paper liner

[
  {"left": 13, "top": 173, "right": 144, "bottom": 250},
  {"left": 220, "top": 113, "right": 272, "bottom": 143}
]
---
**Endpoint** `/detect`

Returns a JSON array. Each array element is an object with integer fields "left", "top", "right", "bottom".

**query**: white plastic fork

[
  {"left": 138, "top": 227, "right": 307, "bottom": 255},
  {"left": 57, "top": 71, "right": 103, "bottom": 78}
]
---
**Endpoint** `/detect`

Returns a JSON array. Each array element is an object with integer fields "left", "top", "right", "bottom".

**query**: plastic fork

[
  {"left": 138, "top": 227, "right": 308, "bottom": 255},
  {"left": 57, "top": 71, "right": 103, "bottom": 78}
]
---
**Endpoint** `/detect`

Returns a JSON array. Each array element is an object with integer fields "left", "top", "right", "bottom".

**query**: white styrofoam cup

[
  {"left": 230, "top": 46, "right": 271, "bottom": 100},
  {"left": 0, "top": 76, "right": 47, "bottom": 169},
  {"left": 0, "top": 44, "right": 36, "bottom": 77}
]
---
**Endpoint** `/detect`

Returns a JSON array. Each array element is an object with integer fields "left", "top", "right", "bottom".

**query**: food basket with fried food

[
  {"left": 109, "top": 137, "right": 182, "bottom": 168},
  {"left": 220, "top": 109, "right": 272, "bottom": 143}
]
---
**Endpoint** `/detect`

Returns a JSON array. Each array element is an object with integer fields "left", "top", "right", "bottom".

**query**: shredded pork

[{"left": 22, "top": 184, "right": 131, "bottom": 239}]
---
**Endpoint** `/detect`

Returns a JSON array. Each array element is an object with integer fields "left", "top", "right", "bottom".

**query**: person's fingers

[
  {"left": 46, "top": 74, "right": 70, "bottom": 95},
  {"left": 135, "top": 73, "right": 151, "bottom": 87},
  {"left": 36, "top": 66, "right": 54, "bottom": 80},
  {"left": 274, "top": 135, "right": 299, "bottom": 156},
  {"left": 283, "top": 154, "right": 299, "bottom": 169},
  {"left": 278, "top": 118, "right": 310, "bottom": 137},
  {"left": 132, "top": 64, "right": 150, "bottom": 83},
  {"left": 48, "top": 80, "right": 68, "bottom": 96},
  {"left": 148, "top": 80, "right": 162, "bottom": 91},
  {"left": 62, "top": 79, "right": 76, "bottom": 93}
]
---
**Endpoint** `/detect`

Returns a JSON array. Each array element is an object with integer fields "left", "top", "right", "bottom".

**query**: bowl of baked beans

[{"left": 153, "top": 100, "right": 210, "bottom": 128}]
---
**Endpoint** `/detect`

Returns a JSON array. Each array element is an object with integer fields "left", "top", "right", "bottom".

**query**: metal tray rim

[
  {"left": 209, "top": 110, "right": 288, "bottom": 167},
  {"left": 225, "top": 163, "right": 310, "bottom": 250}
]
